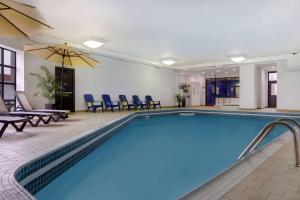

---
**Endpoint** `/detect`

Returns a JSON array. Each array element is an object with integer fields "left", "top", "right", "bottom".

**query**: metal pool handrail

[{"left": 238, "top": 118, "right": 300, "bottom": 167}]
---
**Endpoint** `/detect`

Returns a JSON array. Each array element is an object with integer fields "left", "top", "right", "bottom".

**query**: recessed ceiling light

[
  {"left": 210, "top": 72, "right": 214, "bottom": 75},
  {"left": 217, "top": 70, "right": 220, "bottom": 72},
  {"left": 161, "top": 58, "right": 176, "bottom": 66},
  {"left": 233, "top": 68, "right": 236, "bottom": 71},
  {"left": 225, "top": 71, "right": 228, "bottom": 74},
  {"left": 83, "top": 40, "right": 104, "bottom": 49},
  {"left": 271, "top": 66, "right": 275, "bottom": 69},
  {"left": 202, "top": 71, "right": 205, "bottom": 74},
  {"left": 230, "top": 56, "right": 246, "bottom": 63}
]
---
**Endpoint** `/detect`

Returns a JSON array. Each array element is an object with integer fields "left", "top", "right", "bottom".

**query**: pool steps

[{"left": 239, "top": 118, "right": 300, "bottom": 167}]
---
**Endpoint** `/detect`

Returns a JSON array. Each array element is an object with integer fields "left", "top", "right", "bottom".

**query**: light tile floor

[
  {"left": 220, "top": 141, "right": 300, "bottom": 200},
  {"left": 0, "top": 107, "right": 299, "bottom": 200},
  {"left": 0, "top": 111, "right": 130, "bottom": 200}
]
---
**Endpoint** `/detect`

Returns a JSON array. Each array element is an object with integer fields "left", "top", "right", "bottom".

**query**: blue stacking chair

[
  {"left": 84, "top": 94, "right": 103, "bottom": 112},
  {"left": 119, "top": 95, "right": 134, "bottom": 111},
  {"left": 102, "top": 94, "right": 120, "bottom": 112},
  {"left": 132, "top": 95, "right": 148, "bottom": 110},
  {"left": 145, "top": 95, "right": 161, "bottom": 109}
]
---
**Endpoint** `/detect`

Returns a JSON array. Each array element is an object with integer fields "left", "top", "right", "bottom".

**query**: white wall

[
  {"left": 176, "top": 74, "right": 206, "bottom": 106},
  {"left": 24, "top": 54, "right": 177, "bottom": 110},
  {"left": 239, "top": 64, "right": 258, "bottom": 109},
  {"left": 256, "top": 65, "right": 271, "bottom": 109},
  {"left": 260, "top": 69, "right": 268, "bottom": 109},
  {"left": 277, "top": 61, "right": 300, "bottom": 110}
]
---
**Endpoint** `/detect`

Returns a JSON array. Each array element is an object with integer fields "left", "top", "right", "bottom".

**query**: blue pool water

[{"left": 35, "top": 114, "right": 285, "bottom": 200}]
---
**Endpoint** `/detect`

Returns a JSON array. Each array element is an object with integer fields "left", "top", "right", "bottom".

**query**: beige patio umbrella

[
  {"left": 24, "top": 43, "right": 99, "bottom": 109},
  {"left": 0, "top": 0, "right": 52, "bottom": 37}
]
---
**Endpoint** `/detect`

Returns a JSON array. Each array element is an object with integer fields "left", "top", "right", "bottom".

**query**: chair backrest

[
  {"left": 119, "top": 95, "right": 127, "bottom": 102},
  {"left": 16, "top": 91, "right": 34, "bottom": 111},
  {"left": 145, "top": 95, "right": 153, "bottom": 103},
  {"left": 0, "top": 97, "right": 9, "bottom": 114},
  {"left": 84, "top": 94, "right": 94, "bottom": 107},
  {"left": 102, "top": 94, "right": 112, "bottom": 106},
  {"left": 84, "top": 94, "right": 94, "bottom": 102},
  {"left": 132, "top": 95, "right": 141, "bottom": 105}
]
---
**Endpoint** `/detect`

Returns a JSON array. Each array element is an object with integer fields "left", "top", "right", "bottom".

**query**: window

[
  {"left": 268, "top": 72, "right": 277, "bottom": 81},
  {"left": 0, "top": 47, "right": 16, "bottom": 109},
  {"left": 211, "top": 77, "right": 239, "bottom": 98}
]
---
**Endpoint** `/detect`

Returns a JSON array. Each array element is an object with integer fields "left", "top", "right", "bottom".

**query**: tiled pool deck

[{"left": 0, "top": 107, "right": 299, "bottom": 200}]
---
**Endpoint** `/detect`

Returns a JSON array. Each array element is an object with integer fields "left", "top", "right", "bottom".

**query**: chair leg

[
  {"left": 43, "top": 116, "right": 54, "bottom": 124},
  {"left": 57, "top": 113, "right": 68, "bottom": 119},
  {"left": 52, "top": 115, "right": 60, "bottom": 122},
  {"left": 0, "top": 122, "right": 9, "bottom": 137},
  {"left": 28, "top": 116, "right": 43, "bottom": 127},
  {"left": 111, "top": 106, "right": 114, "bottom": 112},
  {"left": 11, "top": 121, "right": 27, "bottom": 132}
]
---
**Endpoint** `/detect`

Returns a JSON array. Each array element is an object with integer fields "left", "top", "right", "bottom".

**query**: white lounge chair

[{"left": 16, "top": 91, "right": 70, "bottom": 119}]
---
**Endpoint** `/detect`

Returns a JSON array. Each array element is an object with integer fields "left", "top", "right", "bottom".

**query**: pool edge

[
  {"left": 8, "top": 109, "right": 300, "bottom": 200},
  {"left": 178, "top": 130, "right": 292, "bottom": 200}
]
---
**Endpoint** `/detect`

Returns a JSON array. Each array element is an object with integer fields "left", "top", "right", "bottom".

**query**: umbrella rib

[
  {"left": 0, "top": 2, "right": 8, "bottom": 9},
  {"left": 67, "top": 51, "right": 73, "bottom": 66},
  {"left": 0, "top": 13, "right": 27, "bottom": 37},
  {"left": 12, "top": 1, "right": 36, "bottom": 9},
  {"left": 45, "top": 47, "right": 62, "bottom": 60},
  {"left": 77, "top": 50, "right": 99, "bottom": 63},
  {"left": 47, "top": 46, "right": 62, "bottom": 55},
  {"left": 25, "top": 47, "right": 49, "bottom": 52},
  {"left": 72, "top": 51, "right": 94, "bottom": 67},
  {"left": 0, "top": 2, "right": 53, "bottom": 29}
]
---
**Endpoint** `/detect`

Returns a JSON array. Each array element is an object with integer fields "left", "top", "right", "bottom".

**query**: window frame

[{"left": 0, "top": 46, "right": 17, "bottom": 108}]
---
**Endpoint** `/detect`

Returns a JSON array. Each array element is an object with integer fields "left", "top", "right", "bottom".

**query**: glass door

[{"left": 268, "top": 72, "right": 277, "bottom": 108}]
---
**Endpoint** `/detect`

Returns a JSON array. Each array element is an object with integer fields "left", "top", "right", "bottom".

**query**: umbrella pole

[{"left": 60, "top": 55, "right": 65, "bottom": 110}]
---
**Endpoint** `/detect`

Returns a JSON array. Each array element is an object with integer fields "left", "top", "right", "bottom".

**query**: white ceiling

[
  {"left": 183, "top": 66, "right": 240, "bottom": 78},
  {"left": 20, "top": 0, "right": 300, "bottom": 67}
]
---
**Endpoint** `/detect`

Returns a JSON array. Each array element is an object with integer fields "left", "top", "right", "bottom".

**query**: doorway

[
  {"left": 55, "top": 67, "right": 75, "bottom": 112},
  {"left": 268, "top": 71, "right": 277, "bottom": 108},
  {"left": 206, "top": 79, "right": 216, "bottom": 106}
]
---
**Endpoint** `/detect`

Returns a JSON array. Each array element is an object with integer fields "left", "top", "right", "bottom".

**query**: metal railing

[{"left": 238, "top": 118, "right": 300, "bottom": 167}]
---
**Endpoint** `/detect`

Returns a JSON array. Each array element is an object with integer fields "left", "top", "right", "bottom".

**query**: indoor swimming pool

[{"left": 33, "top": 112, "right": 285, "bottom": 200}]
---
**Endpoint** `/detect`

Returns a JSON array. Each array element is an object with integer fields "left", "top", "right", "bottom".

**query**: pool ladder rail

[{"left": 238, "top": 118, "right": 300, "bottom": 167}]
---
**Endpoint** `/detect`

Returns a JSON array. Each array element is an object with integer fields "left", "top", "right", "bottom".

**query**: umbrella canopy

[
  {"left": 24, "top": 43, "right": 99, "bottom": 109},
  {"left": 24, "top": 43, "right": 99, "bottom": 67},
  {"left": 0, "top": 0, "right": 52, "bottom": 37}
]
